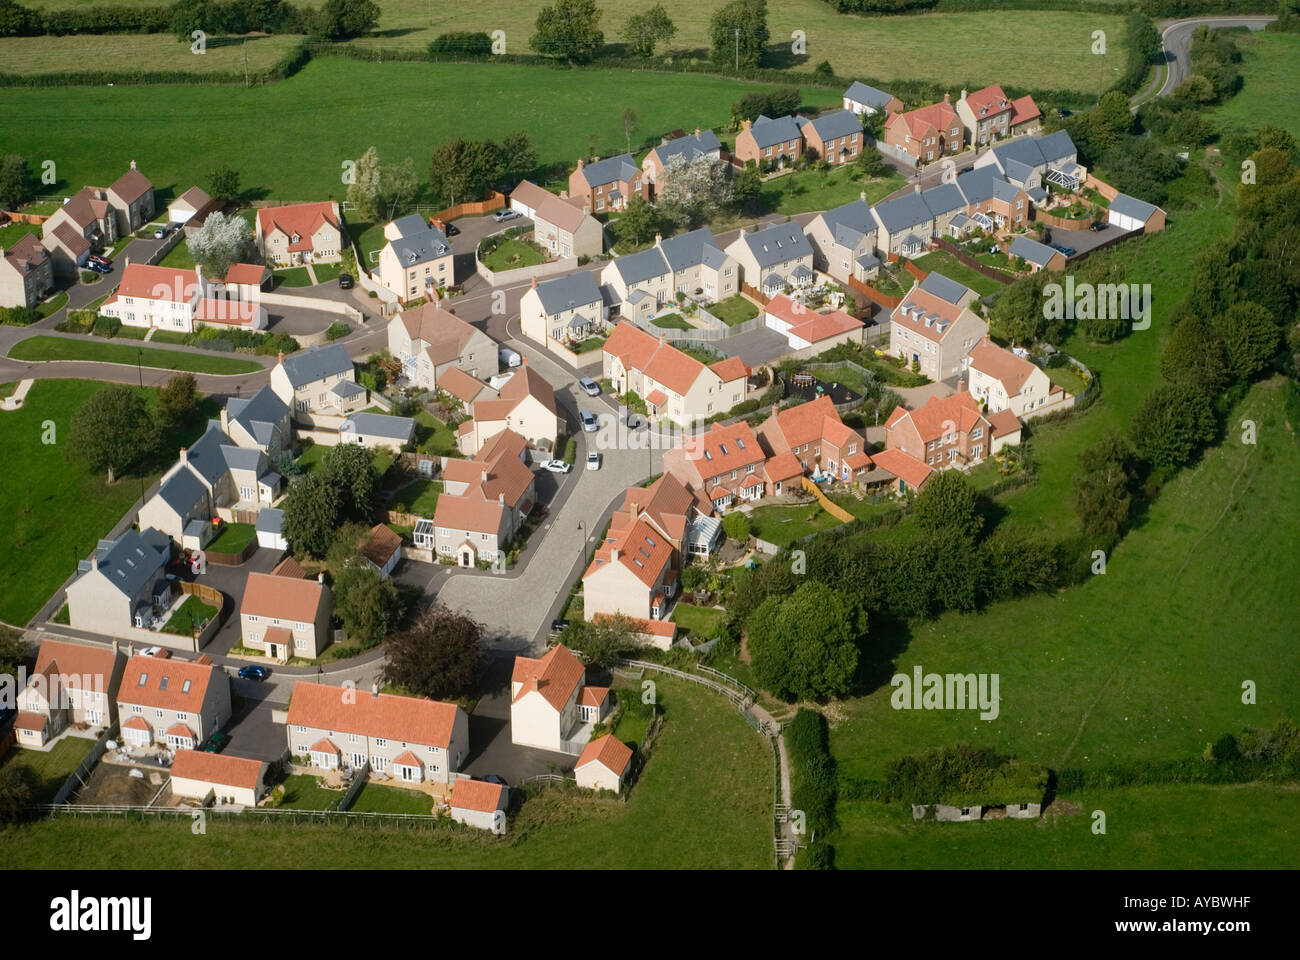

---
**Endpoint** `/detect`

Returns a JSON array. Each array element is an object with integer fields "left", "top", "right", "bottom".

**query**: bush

[
  {"left": 0, "top": 305, "right": 39, "bottom": 325},
  {"left": 721, "top": 511, "right": 751, "bottom": 542},
  {"left": 428, "top": 31, "right": 493, "bottom": 57},
  {"left": 786, "top": 709, "right": 836, "bottom": 839}
]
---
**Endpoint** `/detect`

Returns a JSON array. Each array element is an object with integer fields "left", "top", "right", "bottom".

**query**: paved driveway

[
  {"left": 714, "top": 326, "right": 793, "bottom": 367},
  {"left": 1045, "top": 222, "right": 1129, "bottom": 259},
  {"left": 461, "top": 656, "right": 575, "bottom": 784},
  {"left": 188, "top": 546, "right": 287, "bottom": 657},
  {"left": 223, "top": 682, "right": 290, "bottom": 763}
]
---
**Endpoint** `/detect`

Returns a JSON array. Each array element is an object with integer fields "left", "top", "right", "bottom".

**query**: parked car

[
  {"left": 1088, "top": 220, "right": 1107, "bottom": 232},
  {"left": 540, "top": 459, "right": 571, "bottom": 473},
  {"left": 586, "top": 450, "right": 601, "bottom": 471},
  {"left": 88, "top": 254, "right": 111, "bottom": 268},
  {"left": 578, "top": 377, "right": 600, "bottom": 396},
  {"left": 338, "top": 273, "right": 354, "bottom": 289},
  {"left": 499, "top": 347, "right": 522, "bottom": 368},
  {"left": 1050, "top": 243, "right": 1076, "bottom": 257},
  {"left": 1058, "top": 108, "right": 1073, "bottom": 118},
  {"left": 201, "top": 731, "right": 229, "bottom": 753},
  {"left": 444, "top": 221, "right": 460, "bottom": 236},
  {"left": 494, "top": 209, "right": 522, "bottom": 223},
  {"left": 483, "top": 774, "right": 507, "bottom": 785},
  {"left": 238, "top": 665, "right": 269, "bottom": 681},
  {"left": 153, "top": 226, "right": 168, "bottom": 239},
  {"left": 85, "top": 260, "right": 111, "bottom": 274},
  {"left": 550, "top": 619, "right": 569, "bottom": 636},
  {"left": 622, "top": 411, "right": 644, "bottom": 430},
  {"left": 139, "top": 646, "right": 161, "bottom": 658},
  {"left": 579, "top": 409, "right": 598, "bottom": 432}
]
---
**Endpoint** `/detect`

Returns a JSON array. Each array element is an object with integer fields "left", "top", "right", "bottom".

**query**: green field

[
  {"left": 206, "top": 521, "right": 257, "bottom": 554},
  {"left": 349, "top": 783, "right": 436, "bottom": 815},
  {"left": 1209, "top": 32, "right": 1300, "bottom": 138},
  {"left": 389, "top": 478, "right": 441, "bottom": 516},
  {"left": 748, "top": 501, "right": 844, "bottom": 546},
  {"left": 761, "top": 166, "right": 903, "bottom": 216},
  {"left": 8, "top": 336, "right": 263, "bottom": 374},
  {"left": 910, "top": 249, "right": 1009, "bottom": 297},
  {"left": 481, "top": 238, "right": 546, "bottom": 272},
  {"left": 1, "top": 675, "right": 773, "bottom": 868},
  {"left": 0, "top": 33, "right": 306, "bottom": 76},
  {"left": 0, "top": 739, "right": 94, "bottom": 804}
]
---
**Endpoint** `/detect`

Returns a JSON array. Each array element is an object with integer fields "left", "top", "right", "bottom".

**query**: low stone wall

[
  {"left": 475, "top": 253, "right": 577, "bottom": 287},
  {"left": 260, "top": 291, "right": 362, "bottom": 321}
]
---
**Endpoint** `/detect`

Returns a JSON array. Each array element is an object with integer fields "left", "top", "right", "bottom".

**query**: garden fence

[{"left": 52, "top": 723, "right": 118, "bottom": 806}]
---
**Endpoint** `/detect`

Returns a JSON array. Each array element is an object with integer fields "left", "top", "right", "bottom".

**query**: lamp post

[
  {"left": 577, "top": 520, "right": 586, "bottom": 570},
  {"left": 137, "top": 349, "right": 146, "bottom": 507},
  {"left": 734, "top": 28, "right": 740, "bottom": 72}
]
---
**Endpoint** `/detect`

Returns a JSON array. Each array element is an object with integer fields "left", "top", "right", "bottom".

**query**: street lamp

[
  {"left": 734, "top": 28, "right": 740, "bottom": 72},
  {"left": 577, "top": 520, "right": 586, "bottom": 570}
]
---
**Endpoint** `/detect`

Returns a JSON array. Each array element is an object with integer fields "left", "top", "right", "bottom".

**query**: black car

[
  {"left": 1088, "top": 220, "right": 1107, "bottom": 232},
  {"left": 338, "top": 273, "right": 354, "bottom": 289},
  {"left": 1058, "top": 108, "right": 1073, "bottom": 118},
  {"left": 550, "top": 619, "right": 570, "bottom": 636},
  {"left": 1050, "top": 243, "right": 1076, "bottom": 257},
  {"left": 444, "top": 221, "right": 460, "bottom": 236}
]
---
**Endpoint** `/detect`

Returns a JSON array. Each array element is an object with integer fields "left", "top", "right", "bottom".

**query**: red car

[{"left": 88, "top": 254, "right": 111, "bottom": 268}]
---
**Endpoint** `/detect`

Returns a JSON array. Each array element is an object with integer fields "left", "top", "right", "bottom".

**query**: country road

[{"left": 1131, "top": 15, "right": 1277, "bottom": 111}]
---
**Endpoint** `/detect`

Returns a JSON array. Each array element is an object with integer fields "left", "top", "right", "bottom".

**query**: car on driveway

[
  {"left": 494, "top": 209, "right": 522, "bottom": 223},
  {"left": 85, "top": 260, "right": 111, "bottom": 274},
  {"left": 550, "top": 619, "right": 570, "bottom": 636},
  {"left": 578, "top": 377, "right": 600, "bottom": 396},
  {"left": 579, "top": 409, "right": 598, "bottom": 432},
  {"left": 201, "top": 731, "right": 229, "bottom": 753},
  {"left": 444, "top": 221, "right": 460, "bottom": 236},
  {"left": 586, "top": 450, "right": 601, "bottom": 470},
  {"left": 88, "top": 254, "right": 111, "bottom": 268},
  {"left": 540, "top": 459, "right": 571, "bottom": 474},
  {"left": 483, "top": 774, "right": 507, "bottom": 785},
  {"left": 338, "top": 273, "right": 354, "bottom": 289},
  {"left": 499, "top": 347, "right": 522, "bottom": 368},
  {"left": 1050, "top": 243, "right": 1076, "bottom": 257},
  {"left": 153, "top": 226, "right": 168, "bottom": 239},
  {"left": 1089, "top": 220, "right": 1107, "bottom": 232},
  {"left": 623, "top": 411, "right": 644, "bottom": 430},
  {"left": 238, "top": 665, "right": 269, "bottom": 681}
]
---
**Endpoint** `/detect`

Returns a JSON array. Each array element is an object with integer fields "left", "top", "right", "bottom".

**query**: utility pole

[
  {"left": 244, "top": 40, "right": 249, "bottom": 88},
  {"left": 735, "top": 28, "right": 740, "bottom": 73},
  {"left": 137, "top": 349, "right": 146, "bottom": 508}
]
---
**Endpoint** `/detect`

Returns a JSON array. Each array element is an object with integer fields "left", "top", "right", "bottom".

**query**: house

[
  {"left": 240, "top": 566, "right": 333, "bottom": 661},
  {"left": 456, "top": 362, "right": 561, "bottom": 456},
  {"left": 387, "top": 301, "right": 497, "bottom": 391},
  {"left": 221, "top": 385, "right": 293, "bottom": 461},
  {"left": 601, "top": 321, "right": 747, "bottom": 425},
  {"left": 432, "top": 429, "right": 535, "bottom": 566},
  {"left": 285, "top": 680, "right": 469, "bottom": 784},
  {"left": 255, "top": 201, "right": 343, "bottom": 267},
  {"left": 39, "top": 168, "right": 151, "bottom": 275},
  {"left": 271, "top": 343, "right": 360, "bottom": 418},
  {"left": 888, "top": 272, "right": 988, "bottom": 381},
  {"left": 756, "top": 394, "right": 871, "bottom": 483},
  {"left": 641, "top": 128, "right": 724, "bottom": 199},
  {"left": 842, "top": 81, "right": 903, "bottom": 117},
  {"left": 117, "top": 651, "right": 232, "bottom": 751},
  {"left": 509, "top": 180, "right": 558, "bottom": 220},
  {"left": 64, "top": 528, "right": 172, "bottom": 637},
  {"left": 1006, "top": 235, "right": 1066, "bottom": 273},
  {"left": 954, "top": 168, "right": 1031, "bottom": 234},
  {"left": 437, "top": 367, "right": 496, "bottom": 412},
  {"left": 601, "top": 229, "right": 738, "bottom": 321},
  {"left": 613, "top": 471, "right": 720, "bottom": 564},
  {"left": 170, "top": 750, "right": 268, "bottom": 807},
  {"left": 805, "top": 193, "right": 880, "bottom": 283},
  {"left": 974, "top": 130, "right": 1085, "bottom": 192},
  {"left": 14, "top": 638, "right": 126, "bottom": 748},
  {"left": 105, "top": 164, "right": 156, "bottom": 235},
  {"left": 725, "top": 221, "right": 814, "bottom": 295},
  {"left": 733, "top": 115, "right": 805, "bottom": 169},
  {"left": 762, "top": 293, "right": 864, "bottom": 353},
  {"left": 377, "top": 214, "right": 454, "bottom": 303},
  {"left": 582, "top": 512, "right": 679, "bottom": 624},
  {"left": 870, "top": 182, "right": 967, "bottom": 257},
  {"left": 525, "top": 186, "right": 603, "bottom": 260},
  {"left": 509, "top": 644, "right": 610, "bottom": 753},
  {"left": 885, "top": 389, "right": 993, "bottom": 469},
  {"left": 449, "top": 778, "right": 508, "bottom": 830},
  {"left": 168, "top": 186, "right": 213, "bottom": 225},
  {"left": 602, "top": 246, "right": 674, "bottom": 323},
  {"left": 360, "top": 523, "right": 403, "bottom": 578},
  {"left": 569, "top": 154, "right": 645, "bottom": 214},
  {"left": 869, "top": 446, "right": 935, "bottom": 495},
  {"left": 662, "top": 419, "right": 772, "bottom": 512},
  {"left": 967, "top": 336, "right": 1055, "bottom": 417},
  {"left": 98, "top": 263, "right": 268, "bottom": 332},
  {"left": 955, "top": 85, "right": 1015, "bottom": 148},
  {"left": 1107, "top": 193, "right": 1166, "bottom": 233},
  {"left": 574, "top": 734, "right": 633, "bottom": 793},
  {"left": 1008, "top": 96, "right": 1043, "bottom": 138},
  {"left": 883, "top": 95, "right": 962, "bottom": 163},
  {"left": 256, "top": 508, "right": 287, "bottom": 551},
  {"left": 341, "top": 411, "right": 415, "bottom": 450},
  {"left": 0, "top": 234, "right": 54, "bottom": 309},
  {"left": 798, "top": 109, "right": 865, "bottom": 166},
  {"left": 519, "top": 271, "right": 607, "bottom": 352}
]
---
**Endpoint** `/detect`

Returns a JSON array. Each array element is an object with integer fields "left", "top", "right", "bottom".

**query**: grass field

[
  {"left": 389, "top": 478, "right": 441, "bottom": 516},
  {"left": 761, "top": 166, "right": 903, "bottom": 216},
  {"left": 9, "top": 336, "right": 263, "bottom": 374},
  {"left": 834, "top": 783, "right": 1300, "bottom": 869},
  {"left": 481, "top": 238, "right": 546, "bottom": 272},
  {"left": 206, "top": 521, "right": 257, "bottom": 554},
  {"left": 748, "top": 501, "right": 844, "bottom": 546},
  {"left": 349, "top": 783, "right": 436, "bottom": 815},
  {"left": 277, "top": 774, "right": 344, "bottom": 811},
  {"left": 1209, "top": 33, "right": 1300, "bottom": 139},
  {"left": 0, "top": 33, "right": 306, "bottom": 76},
  {"left": 711, "top": 293, "right": 760, "bottom": 326},
  {"left": 1, "top": 675, "right": 773, "bottom": 868},
  {"left": 0, "top": 739, "right": 94, "bottom": 804},
  {"left": 161, "top": 594, "right": 219, "bottom": 636},
  {"left": 910, "top": 249, "right": 1009, "bottom": 297}
]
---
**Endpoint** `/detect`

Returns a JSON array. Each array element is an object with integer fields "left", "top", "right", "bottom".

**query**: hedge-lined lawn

[
  {"left": 206, "top": 521, "right": 257, "bottom": 554},
  {"left": 711, "top": 294, "right": 760, "bottom": 327},
  {"left": 277, "top": 774, "right": 344, "bottom": 811},
  {"left": 748, "top": 502, "right": 844, "bottom": 546},
  {"left": 390, "top": 478, "right": 441, "bottom": 517},
  {"left": 480, "top": 238, "right": 545, "bottom": 272},
  {"left": 273, "top": 267, "right": 313, "bottom": 288},
  {"left": 161, "top": 594, "right": 218, "bottom": 636},
  {"left": 8, "top": 336, "right": 262, "bottom": 374},
  {"left": 312, "top": 262, "right": 344, "bottom": 283},
  {"left": 909, "top": 250, "right": 1007, "bottom": 298},
  {"left": 835, "top": 783, "right": 1300, "bottom": 870},
  {"left": 1, "top": 675, "right": 772, "bottom": 868},
  {"left": 37, "top": 291, "right": 69, "bottom": 319},
  {"left": 0, "top": 33, "right": 306, "bottom": 75},
  {"left": 761, "top": 166, "right": 903, "bottom": 216},
  {"left": 415, "top": 411, "right": 461, "bottom": 457},
  {"left": 349, "top": 783, "right": 435, "bottom": 815},
  {"left": 672, "top": 603, "right": 725, "bottom": 642},
  {"left": 157, "top": 241, "right": 196, "bottom": 269},
  {"left": 0, "top": 739, "right": 94, "bottom": 804},
  {"left": 651, "top": 313, "right": 692, "bottom": 330}
]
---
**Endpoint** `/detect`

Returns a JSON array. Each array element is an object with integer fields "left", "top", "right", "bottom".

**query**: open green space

[
  {"left": 0, "top": 738, "right": 94, "bottom": 804},
  {"left": 761, "top": 166, "right": 903, "bottom": 216},
  {"left": 909, "top": 250, "right": 1009, "bottom": 297},
  {"left": 480, "top": 238, "right": 546, "bottom": 272},
  {"left": 161, "top": 594, "right": 218, "bottom": 636},
  {"left": 1, "top": 675, "right": 772, "bottom": 868},
  {"left": 390, "top": 478, "right": 441, "bottom": 517},
  {"left": 349, "top": 783, "right": 435, "bottom": 815},
  {"left": 1209, "top": 33, "right": 1300, "bottom": 139},
  {"left": 8, "top": 337, "right": 262, "bottom": 374},
  {"left": 277, "top": 774, "right": 344, "bottom": 811},
  {"left": 206, "top": 521, "right": 257, "bottom": 555},
  {"left": 0, "top": 219, "right": 43, "bottom": 247},
  {"left": 611, "top": 691, "right": 655, "bottom": 751},
  {"left": 273, "top": 267, "right": 313, "bottom": 288},
  {"left": 710, "top": 293, "right": 760, "bottom": 327},
  {"left": 671, "top": 603, "right": 725, "bottom": 642},
  {"left": 748, "top": 501, "right": 844, "bottom": 546},
  {"left": 0, "top": 33, "right": 305, "bottom": 76}
]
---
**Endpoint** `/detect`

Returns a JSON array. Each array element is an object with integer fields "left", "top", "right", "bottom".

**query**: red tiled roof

[
  {"left": 360, "top": 523, "right": 402, "bottom": 568},
  {"left": 709, "top": 356, "right": 750, "bottom": 383},
  {"left": 224, "top": 263, "right": 267, "bottom": 286},
  {"left": 109, "top": 167, "right": 153, "bottom": 204},
  {"left": 889, "top": 392, "right": 989, "bottom": 444},
  {"left": 116, "top": 263, "right": 195, "bottom": 303},
  {"left": 964, "top": 84, "right": 1012, "bottom": 118},
  {"left": 270, "top": 556, "right": 307, "bottom": 579},
  {"left": 241, "top": 571, "right": 326, "bottom": 623},
  {"left": 643, "top": 341, "right": 708, "bottom": 397},
  {"left": 450, "top": 778, "right": 505, "bottom": 813},
  {"left": 592, "top": 613, "right": 678, "bottom": 641},
  {"left": 256, "top": 202, "right": 339, "bottom": 248},
  {"left": 987, "top": 408, "right": 1023, "bottom": 438},
  {"left": 15, "top": 712, "right": 47, "bottom": 732},
  {"left": 392, "top": 750, "right": 421, "bottom": 767},
  {"left": 621, "top": 474, "right": 694, "bottom": 543},
  {"left": 511, "top": 644, "right": 585, "bottom": 713},
  {"left": 576, "top": 733, "right": 633, "bottom": 776},
  {"left": 580, "top": 686, "right": 609, "bottom": 708},
  {"left": 969, "top": 338, "right": 1039, "bottom": 396},
  {"left": 122, "top": 716, "right": 151, "bottom": 732},
  {"left": 602, "top": 321, "right": 660, "bottom": 373},
  {"left": 584, "top": 517, "right": 673, "bottom": 588},
  {"left": 119, "top": 655, "right": 214, "bottom": 713},
  {"left": 438, "top": 367, "right": 488, "bottom": 406},
  {"left": 1008, "top": 95, "right": 1041, "bottom": 126},
  {"left": 645, "top": 389, "right": 668, "bottom": 408},
  {"left": 890, "top": 286, "right": 972, "bottom": 343},
  {"left": 286, "top": 681, "right": 461, "bottom": 747},
  {"left": 4, "top": 233, "right": 48, "bottom": 272},
  {"left": 762, "top": 452, "right": 803, "bottom": 483},
  {"left": 165, "top": 723, "right": 196, "bottom": 740},
  {"left": 51, "top": 221, "right": 90, "bottom": 257},
  {"left": 870, "top": 447, "right": 933, "bottom": 489},
  {"left": 496, "top": 364, "right": 558, "bottom": 418},
  {"left": 33, "top": 639, "right": 120, "bottom": 689},
  {"left": 765, "top": 395, "right": 857, "bottom": 451},
  {"left": 310, "top": 738, "right": 338, "bottom": 754},
  {"left": 890, "top": 100, "right": 960, "bottom": 140},
  {"left": 171, "top": 750, "right": 264, "bottom": 791}
]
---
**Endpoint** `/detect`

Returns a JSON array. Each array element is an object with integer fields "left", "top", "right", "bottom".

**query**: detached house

[
  {"left": 955, "top": 85, "right": 1015, "bottom": 148},
  {"left": 569, "top": 154, "right": 645, "bottom": 214},
  {"left": 601, "top": 229, "right": 737, "bottom": 321},
  {"left": 524, "top": 186, "right": 603, "bottom": 260},
  {"left": 387, "top": 301, "right": 496, "bottom": 391},
  {"left": 170, "top": 750, "right": 268, "bottom": 807},
  {"left": 725, "top": 221, "right": 815, "bottom": 296},
  {"left": 520, "top": 271, "right": 607, "bottom": 353},
  {"left": 614, "top": 471, "right": 720, "bottom": 563},
  {"left": 15, "top": 638, "right": 126, "bottom": 748},
  {"left": 456, "top": 362, "right": 561, "bottom": 456},
  {"left": 99, "top": 263, "right": 269, "bottom": 332},
  {"left": 805, "top": 194, "right": 881, "bottom": 284},
  {"left": 888, "top": 272, "right": 988, "bottom": 381},
  {"left": 221, "top": 385, "right": 293, "bottom": 462},
  {"left": 255, "top": 201, "right": 343, "bottom": 267},
  {"left": 286, "top": 680, "right": 469, "bottom": 785},
  {"left": 602, "top": 321, "right": 747, "bottom": 425},
  {"left": 734, "top": 115, "right": 805, "bottom": 169},
  {"left": 105, "top": 164, "right": 156, "bottom": 235},
  {"left": 663, "top": 420, "right": 775, "bottom": 512},
  {"left": 967, "top": 336, "right": 1056, "bottom": 417},
  {"left": 974, "top": 130, "right": 1085, "bottom": 192},
  {"left": 583, "top": 509, "right": 679, "bottom": 626},
  {"left": 240, "top": 566, "right": 333, "bottom": 662},
  {"left": 64, "top": 528, "right": 172, "bottom": 638},
  {"left": 797, "top": 109, "right": 865, "bottom": 166},
  {"left": 271, "top": 343, "right": 361, "bottom": 419},
  {"left": 0, "top": 234, "right": 54, "bottom": 309},
  {"left": 641, "top": 129, "right": 723, "bottom": 199},
  {"left": 117, "top": 651, "right": 232, "bottom": 751},
  {"left": 41, "top": 166, "right": 152, "bottom": 274},
  {"left": 843, "top": 81, "right": 903, "bottom": 117},
  {"left": 886, "top": 390, "right": 993, "bottom": 470},
  {"left": 884, "top": 95, "right": 962, "bottom": 163},
  {"left": 1008, "top": 96, "right": 1043, "bottom": 138},
  {"left": 510, "top": 644, "right": 610, "bottom": 754},
  {"left": 432, "top": 429, "right": 535, "bottom": 567},
  {"left": 756, "top": 394, "right": 871, "bottom": 483},
  {"left": 377, "top": 214, "right": 453, "bottom": 303}
]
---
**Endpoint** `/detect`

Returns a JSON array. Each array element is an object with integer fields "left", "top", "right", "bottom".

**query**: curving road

[{"left": 1132, "top": 15, "right": 1277, "bottom": 111}]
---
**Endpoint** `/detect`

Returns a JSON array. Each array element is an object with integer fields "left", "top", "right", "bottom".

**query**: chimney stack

[
  {"left": 958, "top": 377, "right": 967, "bottom": 394},
  {"left": 577, "top": 157, "right": 585, "bottom": 169},
  {"left": 654, "top": 232, "right": 662, "bottom": 246},
  {"left": 318, "top": 573, "right": 325, "bottom": 584},
  {"left": 694, "top": 127, "right": 702, "bottom": 139},
  {"left": 960, "top": 89, "right": 967, "bottom": 101},
  {"left": 531, "top": 275, "right": 538, "bottom": 289},
  {"left": 371, "top": 682, "right": 379, "bottom": 699},
  {"left": 219, "top": 407, "right": 229, "bottom": 432},
  {"left": 610, "top": 547, "right": 619, "bottom": 562},
  {"left": 498, "top": 492, "right": 505, "bottom": 505},
  {"left": 130, "top": 160, "right": 137, "bottom": 170},
  {"left": 913, "top": 183, "right": 921, "bottom": 194},
  {"left": 943, "top": 92, "right": 950, "bottom": 104},
  {"left": 128, "top": 641, "right": 135, "bottom": 657},
  {"left": 860, "top": 191, "right": 866, "bottom": 203},
  {"left": 743, "top": 119, "right": 753, "bottom": 131},
  {"left": 277, "top": 350, "right": 285, "bottom": 364},
  {"left": 179, "top": 446, "right": 188, "bottom": 462}
]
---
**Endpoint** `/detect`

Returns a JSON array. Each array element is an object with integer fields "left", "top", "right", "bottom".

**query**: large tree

[
  {"left": 731, "top": 164, "right": 762, "bottom": 212},
  {"left": 312, "top": 0, "right": 379, "bottom": 40},
  {"left": 379, "top": 157, "right": 419, "bottom": 222},
  {"left": 281, "top": 472, "right": 342, "bottom": 557},
  {"left": 499, "top": 131, "right": 538, "bottom": 188},
  {"left": 747, "top": 580, "right": 864, "bottom": 702},
  {"left": 347, "top": 146, "right": 383, "bottom": 222},
  {"left": 616, "top": 195, "right": 660, "bottom": 246},
  {"left": 655, "top": 153, "right": 734, "bottom": 229},
  {"left": 429, "top": 138, "right": 504, "bottom": 207},
  {"left": 0, "top": 628, "right": 27, "bottom": 682},
  {"left": 1213, "top": 300, "right": 1281, "bottom": 380},
  {"left": 333, "top": 563, "right": 399, "bottom": 649},
  {"left": 620, "top": 4, "right": 676, "bottom": 58},
  {"left": 530, "top": 0, "right": 605, "bottom": 65},
  {"left": 1159, "top": 313, "right": 1230, "bottom": 394},
  {"left": 0, "top": 765, "right": 35, "bottom": 826},
  {"left": 205, "top": 166, "right": 241, "bottom": 202},
  {"left": 381, "top": 606, "right": 488, "bottom": 700},
  {"left": 321, "top": 441, "right": 378, "bottom": 523},
  {"left": 186, "top": 210, "right": 250, "bottom": 278},
  {"left": 0, "top": 154, "right": 34, "bottom": 211},
  {"left": 563, "top": 614, "right": 637, "bottom": 670},
  {"left": 710, "top": 0, "right": 769, "bottom": 70},
  {"left": 157, "top": 373, "right": 200, "bottom": 428},
  {"left": 65, "top": 386, "right": 159, "bottom": 484},
  {"left": 912, "top": 470, "right": 983, "bottom": 541},
  {"left": 1072, "top": 432, "right": 1138, "bottom": 536},
  {"left": 1130, "top": 383, "right": 1217, "bottom": 469}
]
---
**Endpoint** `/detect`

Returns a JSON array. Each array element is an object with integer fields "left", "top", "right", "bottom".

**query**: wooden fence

[
  {"left": 1, "top": 210, "right": 47, "bottom": 225},
  {"left": 1085, "top": 174, "right": 1118, "bottom": 201},
  {"left": 740, "top": 282, "right": 772, "bottom": 306},
  {"left": 802, "top": 476, "right": 855, "bottom": 522},
  {"left": 1031, "top": 209, "right": 1096, "bottom": 231},
  {"left": 847, "top": 274, "right": 903, "bottom": 309},
  {"left": 901, "top": 259, "right": 928, "bottom": 283},
  {"left": 933, "top": 238, "right": 1016, "bottom": 286},
  {"left": 431, "top": 190, "right": 505, "bottom": 227},
  {"left": 53, "top": 723, "right": 118, "bottom": 805}
]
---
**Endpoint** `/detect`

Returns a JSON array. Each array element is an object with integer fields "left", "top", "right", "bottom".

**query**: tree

[
  {"left": 616, "top": 195, "right": 659, "bottom": 246},
  {"left": 381, "top": 606, "right": 488, "bottom": 700},
  {"left": 333, "top": 563, "right": 399, "bottom": 648},
  {"left": 1213, "top": 300, "right": 1281, "bottom": 380},
  {"left": 281, "top": 473, "right": 341, "bottom": 556},
  {"left": 1130, "top": 383, "right": 1217, "bottom": 469},
  {"left": 710, "top": 0, "right": 769, "bottom": 70},
  {"left": 429, "top": 138, "right": 504, "bottom": 206},
  {"left": 0, "top": 628, "right": 27, "bottom": 681},
  {"left": 65, "top": 386, "right": 158, "bottom": 484},
  {"left": 992, "top": 272, "right": 1058, "bottom": 345},
  {"left": 722, "top": 511, "right": 751, "bottom": 541},
  {"left": 978, "top": 528, "right": 1058, "bottom": 604},
  {"left": 620, "top": 107, "right": 638, "bottom": 155},
  {"left": 1072, "top": 432, "right": 1137, "bottom": 535},
  {"left": 186, "top": 210, "right": 250, "bottom": 278},
  {"left": 321, "top": 442, "right": 378, "bottom": 523},
  {"left": 0, "top": 765, "right": 35, "bottom": 826},
  {"left": 912, "top": 470, "right": 983, "bottom": 541},
  {"left": 564, "top": 613, "right": 637, "bottom": 670},
  {"left": 620, "top": 4, "right": 676, "bottom": 58},
  {"left": 530, "top": 0, "right": 604, "bottom": 65},
  {"left": 1095, "top": 90, "right": 1134, "bottom": 140},
  {"left": 379, "top": 157, "right": 419, "bottom": 222},
  {"left": 747, "top": 581, "right": 864, "bottom": 701},
  {"left": 347, "top": 146, "right": 382, "bottom": 222},
  {"left": 656, "top": 153, "right": 734, "bottom": 229},
  {"left": 731, "top": 164, "right": 762, "bottom": 212},
  {"left": 312, "top": 0, "right": 379, "bottom": 40},
  {"left": 499, "top": 131, "right": 538, "bottom": 188},
  {"left": 157, "top": 373, "right": 200, "bottom": 428},
  {"left": 1159, "top": 313, "right": 1230, "bottom": 394},
  {"left": 0, "top": 154, "right": 34, "bottom": 211},
  {"left": 205, "top": 166, "right": 241, "bottom": 202},
  {"left": 856, "top": 144, "right": 889, "bottom": 178}
]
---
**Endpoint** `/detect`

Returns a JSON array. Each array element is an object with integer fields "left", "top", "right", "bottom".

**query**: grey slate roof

[
  {"left": 856, "top": 252, "right": 881, "bottom": 269},
  {"left": 803, "top": 109, "right": 863, "bottom": 142},
  {"left": 611, "top": 246, "right": 670, "bottom": 286},
  {"left": 749, "top": 115, "right": 804, "bottom": 150},
  {"left": 220, "top": 446, "right": 265, "bottom": 472},
  {"left": 1036, "top": 129, "right": 1077, "bottom": 164},
  {"left": 156, "top": 466, "right": 208, "bottom": 516},
  {"left": 872, "top": 192, "right": 935, "bottom": 234},
  {"left": 653, "top": 130, "right": 723, "bottom": 167},
  {"left": 820, "top": 199, "right": 875, "bottom": 250},
  {"left": 330, "top": 380, "right": 368, "bottom": 399},
  {"left": 739, "top": 222, "right": 812, "bottom": 268},
  {"left": 536, "top": 271, "right": 602, "bottom": 314},
  {"left": 1003, "top": 158, "right": 1036, "bottom": 184},
  {"left": 388, "top": 220, "right": 451, "bottom": 267},
  {"left": 580, "top": 154, "right": 638, "bottom": 187},
  {"left": 391, "top": 214, "right": 428, "bottom": 236},
  {"left": 843, "top": 81, "right": 895, "bottom": 110},
  {"left": 225, "top": 385, "right": 288, "bottom": 448},
  {"left": 184, "top": 422, "right": 235, "bottom": 487},
  {"left": 346, "top": 412, "right": 415, "bottom": 442},
  {"left": 957, "top": 168, "right": 1016, "bottom": 205},
  {"left": 1108, "top": 192, "right": 1160, "bottom": 222},
  {"left": 256, "top": 508, "right": 284, "bottom": 535},
  {"left": 922, "top": 183, "right": 965, "bottom": 218},
  {"left": 280, "top": 344, "right": 353, "bottom": 389},
  {"left": 1026, "top": 186, "right": 1049, "bottom": 203},
  {"left": 658, "top": 229, "right": 726, "bottom": 273},
  {"left": 990, "top": 131, "right": 1078, "bottom": 173},
  {"left": 1008, "top": 235, "right": 1060, "bottom": 267},
  {"left": 918, "top": 272, "right": 974, "bottom": 305},
  {"left": 950, "top": 213, "right": 973, "bottom": 232},
  {"left": 87, "top": 529, "right": 168, "bottom": 598}
]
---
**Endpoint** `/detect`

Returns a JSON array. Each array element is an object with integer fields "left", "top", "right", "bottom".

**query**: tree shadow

[{"left": 854, "top": 612, "right": 913, "bottom": 696}]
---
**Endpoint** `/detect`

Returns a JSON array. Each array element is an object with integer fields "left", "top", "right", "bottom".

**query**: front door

[
  {"left": 351, "top": 753, "right": 365, "bottom": 768},
  {"left": 268, "top": 643, "right": 279, "bottom": 660},
  {"left": 401, "top": 765, "right": 414, "bottom": 782}
]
